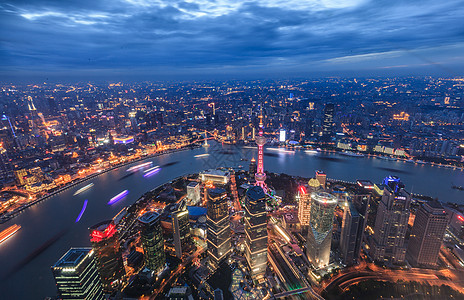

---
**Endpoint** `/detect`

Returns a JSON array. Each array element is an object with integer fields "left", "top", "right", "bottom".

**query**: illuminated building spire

[{"left": 254, "top": 106, "right": 267, "bottom": 191}]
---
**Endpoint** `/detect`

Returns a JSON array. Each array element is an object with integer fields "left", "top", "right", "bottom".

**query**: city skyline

[{"left": 1, "top": 0, "right": 464, "bottom": 81}]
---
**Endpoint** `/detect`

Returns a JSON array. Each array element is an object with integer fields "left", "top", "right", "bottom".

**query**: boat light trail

[
  {"left": 75, "top": 200, "right": 88, "bottom": 223},
  {"left": 108, "top": 190, "right": 129, "bottom": 205}
]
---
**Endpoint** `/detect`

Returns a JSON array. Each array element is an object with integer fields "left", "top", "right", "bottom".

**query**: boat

[
  {"left": 127, "top": 162, "right": 152, "bottom": 172},
  {"left": 194, "top": 154, "right": 209, "bottom": 158},
  {"left": 452, "top": 184, "right": 464, "bottom": 191},
  {"left": 305, "top": 150, "right": 318, "bottom": 154},
  {"left": 340, "top": 151, "right": 365, "bottom": 158},
  {"left": 108, "top": 190, "right": 129, "bottom": 205},
  {"left": 73, "top": 183, "right": 94, "bottom": 196},
  {"left": 416, "top": 160, "right": 426, "bottom": 164},
  {"left": 240, "top": 158, "right": 248, "bottom": 161},
  {"left": 405, "top": 159, "right": 415, "bottom": 163},
  {"left": 0, "top": 224, "right": 21, "bottom": 244}
]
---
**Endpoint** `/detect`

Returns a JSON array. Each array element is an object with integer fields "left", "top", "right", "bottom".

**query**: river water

[{"left": 0, "top": 141, "right": 463, "bottom": 299}]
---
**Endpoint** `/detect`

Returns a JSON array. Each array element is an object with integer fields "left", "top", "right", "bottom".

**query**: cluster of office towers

[
  {"left": 299, "top": 173, "right": 449, "bottom": 270},
  {"left": 51, "top": 209, "right": 174, "bottom": 299}
]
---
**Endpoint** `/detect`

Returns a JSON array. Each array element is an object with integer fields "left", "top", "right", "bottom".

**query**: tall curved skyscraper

[{"left": 307, "top": 192, "right": 337, "bottom": 269}]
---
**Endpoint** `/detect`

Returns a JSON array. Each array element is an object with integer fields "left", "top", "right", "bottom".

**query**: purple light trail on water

[
  {"left": 143, "top": 167, "right": 161, "bottom": 178},
  {"left": 108, "top": 190, "right": 129, "bottom": 205},
  {"left": 75, "top": 200, "right": 88, "bottom": 223}
]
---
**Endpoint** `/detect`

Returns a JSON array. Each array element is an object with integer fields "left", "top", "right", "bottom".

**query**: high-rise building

[
  {"left": 315, "top": 170, "right": 326, "bottom": 189},
  {"left": 89, "top": 220, "right": 125, "bottom": 292},
  {"left": 340, "top": 202, "right": 361, "bottom": 265},
  {"left": 249, "top": 158, "right": 257, "bottom": 177},
  {"left": 371, "top": 176, "right": 411, "bottom": 264},
  {"left": 340, "top": 194, "right": 370, "bottom": 265},
  {"left": 172, "top": 200, "right": 191, "bottom": 258},
  {"left": 322, "top": 103, "right": 335, "bottom": 139},
  {"left": 0, "top": 146, "right": 13, "bottom": 181},
  {"left": 254, "top": 109, "right": 267, "bottom": 191},
  {"left": 307, "top": 192, "right": 337, "bottom": 269},
  {"left": 244, "top": 186, "right": 268, "bottom": 280},
  {"left": 298, "top": 185, "right": 311, "bottom": 227},
  {"left": 186, "top": 182, "right": 201, "bottom": 206},
  {"left": 138, "top": 212, "right": 165, "bottom": 274},
  {"left": 206, "top": 188, "right": 231, "bottom": 270},
  {"left": 407, "top": 201, "right": 448, "bottom": 267},
  {"left": 51, "top": 248, "right": 104, "bottom": 300}
]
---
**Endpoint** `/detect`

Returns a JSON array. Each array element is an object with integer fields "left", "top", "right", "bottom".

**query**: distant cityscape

[{"left": 0, "top": 77, "right": 464, "bottom": 299}]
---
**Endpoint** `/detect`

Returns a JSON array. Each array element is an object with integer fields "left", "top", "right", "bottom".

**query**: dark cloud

[{"left": 0, "top": 0, "right": 463, "bottom": 80}]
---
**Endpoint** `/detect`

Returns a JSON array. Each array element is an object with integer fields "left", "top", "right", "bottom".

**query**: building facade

[
  {"left": 407, "top": 201, "right": 448, "bottom": 267},
  {"left": 187, "top": 181, "right": 201, "bottom": 206},
  {"left": 307, "top": 192, "right": 337, "bottom": 269},
  {"left": 244, "top": 186, "right": 268, "bottom": 280},
  {"left": 138, "top": 211, "right": 165, "bottom": 274},
  {"left": 172, "top": 199, "right": 191, "bottom": 258},
  {"left": 298, "top": 185, "right": 311, "bottom": 227},
  {"left": 89, "top": 220, "right": 125, "bottom": 292},
  {"left": 371, "top": 177, "right": 411, "bottom": 264},
  {"left": 51, "top": 248, "right": 104, "bottom": 300},
  {"left": 206, "top": 188, "right": 231, "bottom": 270},
  {"left": 340, "top": 194, "right": 370, "bottom": 265}
]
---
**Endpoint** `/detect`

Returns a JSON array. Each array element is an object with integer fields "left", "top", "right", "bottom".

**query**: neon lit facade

[
  {"left": 89, "top": 220, "right": 125, "bottom": 292},
  {"left": 254, "top": 110, "right": 267, "bottom": 190}
]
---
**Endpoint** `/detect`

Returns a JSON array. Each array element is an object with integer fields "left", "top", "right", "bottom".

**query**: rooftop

[
  {"left": 53, "top": 248, "right": 91, "bottom": 268},
  {"left": 138, "top": 211, "right": 160, "bottom": 224}
]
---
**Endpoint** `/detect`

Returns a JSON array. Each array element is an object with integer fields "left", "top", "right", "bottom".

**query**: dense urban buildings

[
  {"left": 307, "top": 191, "right": 337, "bottom": 268},
  {"left": 51, "top": 248, "right": 105, "bottom": 300},
  {"left": 138, "top": 211, "right": 166, "bottom": 275},
  {"left": 89, "top": 220, "right": 125, "bottom": 292},
  {"left": 0, "top": 78, "right": 463, "bottom": 300},
  {"left": 407, "top": 201, "right": 448, "bottom": 267},
  {"left": 206, "top": 188, "right": 231, "bottom": 270},
  {"left": 244, "top": 186, "right": 268, "bottom": 280}
]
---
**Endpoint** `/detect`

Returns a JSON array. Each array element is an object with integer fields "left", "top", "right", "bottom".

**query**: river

[{"left": 0, "top": 141, "right": 463, "bottom": 299}]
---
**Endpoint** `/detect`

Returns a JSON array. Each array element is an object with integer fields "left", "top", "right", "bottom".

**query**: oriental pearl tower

[{"left": 254, "top": 108, "right": 267, "bottom": 191}]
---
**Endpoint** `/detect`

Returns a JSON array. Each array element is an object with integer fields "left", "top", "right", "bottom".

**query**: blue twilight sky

[{"left": 0, "top": 0, "right": 463, "bottom": 80}]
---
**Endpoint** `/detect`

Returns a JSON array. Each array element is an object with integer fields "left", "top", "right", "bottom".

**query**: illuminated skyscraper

[
  {"left": 206, "top": 188, "right": 231, "bottom": 270},
  {"left": 315, "top": 170, "right": 326, "bottom": 189},
  {"left": 298, "top": 185, "right": 311, "bottom": 227},
  {"left": 254, "top": 109, "right": 267, "bottom": 190},
  {"left": 89, "top": 220, "right": 125, "bottom": 292},
  {"left": 371, "top": 176, "right": 411, "bottom": 264},
  {"left": 187, "top": 182, "right": 201, "bottom": 206},
  {"left": 407, "top": 201, "right": 448, "bottom": 267},
  {"left": 51, "top": 248, "right": 104, "bottom": 300},
  {"left": 322, "top": 103, "right": 335, "bottom": 139},
  {"left": 244, "top": 186, "right": 268, "bottom": 280},
  {"left": 138, "top": 212, "right": 165, "bottom": 274},
  {"left": 307, "top": 192, "right": 337, "bottom": 268},
  {"left": 248, "top": 158, "right": 257, "bottom": 177},
  {"left": 172, "top": 200, "right": 191, "bottom": 258},
  {"left": 340, "top": 194, "right": 370, "bottom": 265}
]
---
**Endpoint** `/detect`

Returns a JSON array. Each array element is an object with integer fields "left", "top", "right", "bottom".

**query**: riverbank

[{"left": 0, "top": 144, "right": 201, "bottom": 224}]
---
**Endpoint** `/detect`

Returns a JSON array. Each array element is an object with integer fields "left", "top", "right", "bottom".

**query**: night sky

[{"left": 1, "top": 0, "right": 463, "bottom": 80}]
